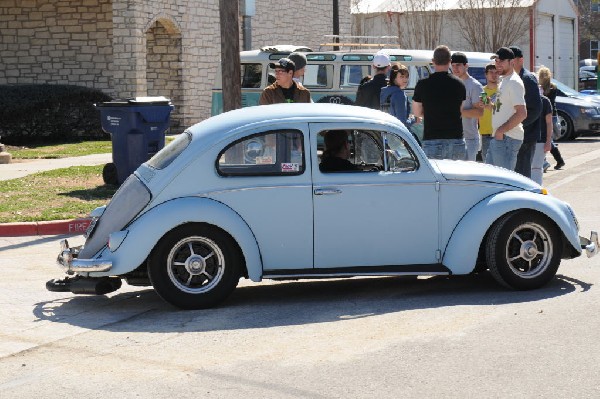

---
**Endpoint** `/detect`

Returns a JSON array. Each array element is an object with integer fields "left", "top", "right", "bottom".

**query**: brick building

[{"left": 0, "top": 0, "right": 351, "bottom": 131}]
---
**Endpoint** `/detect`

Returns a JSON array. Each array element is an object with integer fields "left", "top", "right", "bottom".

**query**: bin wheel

[{"left": 102, "top": 163, "right": 118, "bottom": 186}]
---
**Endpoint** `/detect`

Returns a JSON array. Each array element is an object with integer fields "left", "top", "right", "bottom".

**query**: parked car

[
  {"left": 48, "top": 104, "right": 598, "bottom": 309},
  {"left": 553, "top": 79, "right": 600, "bottom": 141},
  {"left": 578, "top": 70, "right": 597, "bottom": 91}
]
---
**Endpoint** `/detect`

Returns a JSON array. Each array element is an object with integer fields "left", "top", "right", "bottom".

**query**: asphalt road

[{"left": 1, "top": 138, "right": 600, "bottom": 398}]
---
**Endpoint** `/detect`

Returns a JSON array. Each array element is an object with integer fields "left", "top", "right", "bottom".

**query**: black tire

[
  {"left": 148, "top": 224, "right": 242, "bottom": 309},
  {"left": 555, "top": 111, "right": 575, "bottom": 141},
  {"left": 102, "top": 162, "right": 118, "bottom": 186},
  {"left": 486, "top": 211, "right": 562, "bottom": 290}
]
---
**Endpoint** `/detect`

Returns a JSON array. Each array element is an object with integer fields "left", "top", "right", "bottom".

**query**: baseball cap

[
  {"left": 269, "top": 58, "right": 295, "bottom": 72},
  {"left": 288, "top": 52, "right": 307, "bottom": 70},
  {"left": 451, "top": 52, "right": 468, "bottom": 64},
  {"left": 372, "top": 53, "right": 391, "bottom": 68},
  {"left": 509, "top": 46, "right": 523, "bottom": 58},
  {"left": 491, "top": 47, "right": 515, "bottom": 60}
]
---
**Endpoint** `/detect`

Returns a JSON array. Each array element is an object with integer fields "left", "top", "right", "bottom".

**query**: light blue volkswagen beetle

[{"left": 49, "top": 104, "right": 598, "bottom": 309}]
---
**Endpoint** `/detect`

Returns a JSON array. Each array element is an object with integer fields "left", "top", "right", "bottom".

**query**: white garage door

[
  {"left": 558, "top": 17, "right": 575, "bottom": 89},
  {"left": 536, "top": 13, "right": 554, "bottom": 71}
]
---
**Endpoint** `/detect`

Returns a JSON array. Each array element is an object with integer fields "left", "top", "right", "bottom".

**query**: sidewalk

[{"left": 0, "top": 153, "right": 112, "bottom": 236}]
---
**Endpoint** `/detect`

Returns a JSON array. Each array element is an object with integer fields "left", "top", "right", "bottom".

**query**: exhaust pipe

[
  {"left": 46, "top": 276, "right": 122, "bottom": 295},
  {"left": 70, "top": 277, "right": 122, "bottom": 295}
]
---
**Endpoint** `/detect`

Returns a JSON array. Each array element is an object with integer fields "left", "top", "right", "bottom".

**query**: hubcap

[
  {"left": 505, "top": 222, "right": 553, "bottom": 278},
  {"left": 167, "top": 236, "right": 225, "bottom": 294}
]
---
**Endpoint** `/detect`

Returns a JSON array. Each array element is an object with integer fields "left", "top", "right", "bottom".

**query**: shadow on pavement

[{"left": 32, "top": 271, "right": 592, "bottom": 333}]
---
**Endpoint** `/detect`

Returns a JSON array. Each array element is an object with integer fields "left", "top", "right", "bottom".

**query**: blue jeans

[
  {"left": 485, "top": 135, "right": 522, "bottom": 171},
  {"left": 422, "top": 138, "right": 466, "bottom": 160},
  {"left": 480, "top": 135, "right": 492, "bottom": 163},
  {"left": 464, "top": 137, "right": 480, "bottom": 161},
  {"left": 515, "top": 141, "right": 536, "bottom": 178}
]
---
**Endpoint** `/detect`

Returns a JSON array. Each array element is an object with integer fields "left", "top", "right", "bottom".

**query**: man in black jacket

[
  {"left": 511, "top": 46, "right": 542, "bottom": 178},
  {"left": 355, "top": 53, "right": 391, "bottom": 109}
]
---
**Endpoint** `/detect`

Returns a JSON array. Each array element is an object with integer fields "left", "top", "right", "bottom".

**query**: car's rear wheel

[
  {"left": 486, "top": 211, "right": 562, "bottom": 290},
  {"left": 148, "top": 224, "right": 242, "bottom": 309},
  {"left": 555, "top": 111, "right": 575, "bottom": 141}
]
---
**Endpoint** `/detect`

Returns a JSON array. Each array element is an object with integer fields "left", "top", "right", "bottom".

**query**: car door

[
  {"left": 311, "top": 123, "right": 440, "bottom": 268},
  {"left": 213, "top": 124, "right": 313, "bottom": 270}
]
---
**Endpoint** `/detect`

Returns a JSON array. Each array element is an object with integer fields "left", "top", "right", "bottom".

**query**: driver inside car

[{"left": 319, "top": 130, "right": 360, "bottom": 172}]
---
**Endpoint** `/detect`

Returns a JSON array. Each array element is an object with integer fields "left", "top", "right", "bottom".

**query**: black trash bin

[{"left": 96, "top": 96, "right": 174, "bottom": 185}]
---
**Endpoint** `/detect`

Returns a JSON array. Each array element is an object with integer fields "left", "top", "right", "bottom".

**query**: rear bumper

[{"left": 56, "top": 239, "right": 112, "bottom": 274}]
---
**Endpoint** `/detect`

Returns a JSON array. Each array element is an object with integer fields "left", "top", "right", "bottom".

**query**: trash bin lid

[
  {"left": 96, "top": 96, "right": 171, "bottom": 107},
  {"left": 129, "top": 96, "right": 171, "bottom": 105}
]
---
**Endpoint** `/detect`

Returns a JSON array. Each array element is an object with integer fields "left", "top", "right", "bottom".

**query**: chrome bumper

[
  {"left": 580, "top": 231, "right": 599, "bottom": 258},
  {"left": 56, "top": 239, "right": 112, "bottom": 274}
]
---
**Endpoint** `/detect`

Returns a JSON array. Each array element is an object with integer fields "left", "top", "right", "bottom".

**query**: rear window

[{"left": 146, "top": 131, "right": 191, "bottom": 170}]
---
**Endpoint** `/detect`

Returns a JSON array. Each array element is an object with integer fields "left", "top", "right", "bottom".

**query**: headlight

[{"left": 580, "top": 107, "right": 599, "bottom": 116}]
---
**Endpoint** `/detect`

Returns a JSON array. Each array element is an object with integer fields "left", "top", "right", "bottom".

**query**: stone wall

[
  {"left": 0, "top": 0, "right": 352, "bottom": 130},
  {"left": 0, "top": 0, "right": 113, "bottom": 92}
]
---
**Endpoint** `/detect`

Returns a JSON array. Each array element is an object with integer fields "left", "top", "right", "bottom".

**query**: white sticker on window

[{"left": 281, "top": 163, "right": 300, "bottom": 172}]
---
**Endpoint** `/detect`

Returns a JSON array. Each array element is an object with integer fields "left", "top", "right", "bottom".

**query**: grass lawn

[
  {"left": 8, "top": 140, "right": 112, "bottom": 159},
  {"left": 1, "top": 137, "right": 177, "bottom": 223},
  {"left": 0, "top": 165, "right": 117, "bottom": 223}
]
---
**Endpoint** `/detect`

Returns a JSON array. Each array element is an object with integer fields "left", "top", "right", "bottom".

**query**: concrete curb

[{"left": 0, "top": 218, "right": 92, "bottom": 237}]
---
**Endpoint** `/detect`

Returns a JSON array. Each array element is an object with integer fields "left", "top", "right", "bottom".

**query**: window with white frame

[{"left": 591, "top": 40, "right": 599, "bottom": 60}]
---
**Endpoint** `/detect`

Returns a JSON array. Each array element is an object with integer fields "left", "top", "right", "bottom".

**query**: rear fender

[
  {"left": 88, "top": 197, "right": 264, "bottom": 280},
  {"left": 443, "top": 191, "right": 580, "bottom": 275}
]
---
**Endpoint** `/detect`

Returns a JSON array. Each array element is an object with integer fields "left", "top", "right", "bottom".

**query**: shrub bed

[{"left": 0, "top": 84, "right": 112, "bottom": 145}]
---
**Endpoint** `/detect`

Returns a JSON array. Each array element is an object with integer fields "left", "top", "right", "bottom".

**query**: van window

[
  {"left": 340, "top": 65, "right": 371, "bottom": 87},
  {"left": 304, "top": 64, "right": 333, "bottom": 88},
  {"left": 242, "top": 63, "right": 262, "bottom": 88}
]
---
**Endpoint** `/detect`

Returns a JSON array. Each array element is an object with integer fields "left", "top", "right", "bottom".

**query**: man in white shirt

[{"left": 486, "top": 47, "right": 527, "bottom": 171}]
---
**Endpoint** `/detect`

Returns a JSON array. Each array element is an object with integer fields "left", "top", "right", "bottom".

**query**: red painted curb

[{"left": 0, "top": 218, "right": 92, "bottom": 237}]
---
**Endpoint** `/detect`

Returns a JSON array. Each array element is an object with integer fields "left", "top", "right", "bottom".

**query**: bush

[{"left": 0, "top": 84, "right": 113, "bottom": 145}]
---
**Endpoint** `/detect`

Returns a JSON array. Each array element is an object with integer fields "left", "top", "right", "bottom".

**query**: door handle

[{"left": 314, "top": 188, "right": 342, "bottom": 195}]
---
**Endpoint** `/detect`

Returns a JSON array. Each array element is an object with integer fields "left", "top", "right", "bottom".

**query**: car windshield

[{"left": 552, "top": 79, "right": 580, "bottom": 97}]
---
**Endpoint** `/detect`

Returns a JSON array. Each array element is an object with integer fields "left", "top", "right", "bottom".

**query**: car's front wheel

[
  {"left": 555, "top": 111, "right": 575, "bottom": 141},
  {"left": 486, "top": 211, "right": 562, "bottom": 290},
  {"left": 148, "top": 224, "right": 242, "bottom": 309}
]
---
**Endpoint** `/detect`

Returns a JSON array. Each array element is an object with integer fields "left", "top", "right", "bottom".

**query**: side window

[
  {"left": 241, "top": 63, "right": 262, "bottom": 88},
  {"left": 339, "top": 65, "right": 371, "bottom": 88},
  {"left": 408, "top": 65, "right": 431, "bottom": 89},
  {"left": 217, "top": 130, "right": 304, "bottom": 176},
  {"left": 318, "top": 129, "right": 418, "bottom": 173},
  {"left": 303, "top": 64, "right": 333, "bottom": 88},
  {"left": 318, "top": 129, "right": 383, "bottom": 173}
]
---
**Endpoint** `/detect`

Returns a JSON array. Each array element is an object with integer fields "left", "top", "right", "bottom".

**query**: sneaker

[
  {"left": 554, "top": 161, "right": 565, "bottom": 170},
  {"left": 543, "top": 161, "right": 550, "bottom": 173}
]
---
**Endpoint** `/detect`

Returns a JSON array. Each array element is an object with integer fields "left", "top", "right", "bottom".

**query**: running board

[{"left": 263, "top": 264, "right": 450, "bottom": 279}]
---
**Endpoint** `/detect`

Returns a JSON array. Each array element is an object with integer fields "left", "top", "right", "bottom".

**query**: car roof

[{"left": 188, "top": 103, "right": 404, "bottom": 146}]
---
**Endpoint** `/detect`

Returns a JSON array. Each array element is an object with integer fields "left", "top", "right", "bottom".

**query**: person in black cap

[
  {"left": 451, "top": 51, "right": 483, "bottom": 161},
  {"left": 486, "top": 47, "right": 527, "bottom": 171},
  {"left": 510, "top": 46, "right": 542, "bottom": 179},
  {"left": 259, "top": 57, "right": 311, "bottom": 105}
]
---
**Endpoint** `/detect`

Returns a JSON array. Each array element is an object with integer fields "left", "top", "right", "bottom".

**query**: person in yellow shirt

[{"left": 477, "top": 63, "right": 499, "bottom": 162}]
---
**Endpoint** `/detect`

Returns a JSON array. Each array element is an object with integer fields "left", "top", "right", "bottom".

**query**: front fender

[
  {"left": 443, "top": 191, "right": 580, "bottom": 275},
  {"left": 89, "top": 197, "right": 264, "bottom": 281}
]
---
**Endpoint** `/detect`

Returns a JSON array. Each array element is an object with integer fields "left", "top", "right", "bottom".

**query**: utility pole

[{"left": 219, "top": 0, "right": 242, "bottom": 112}]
